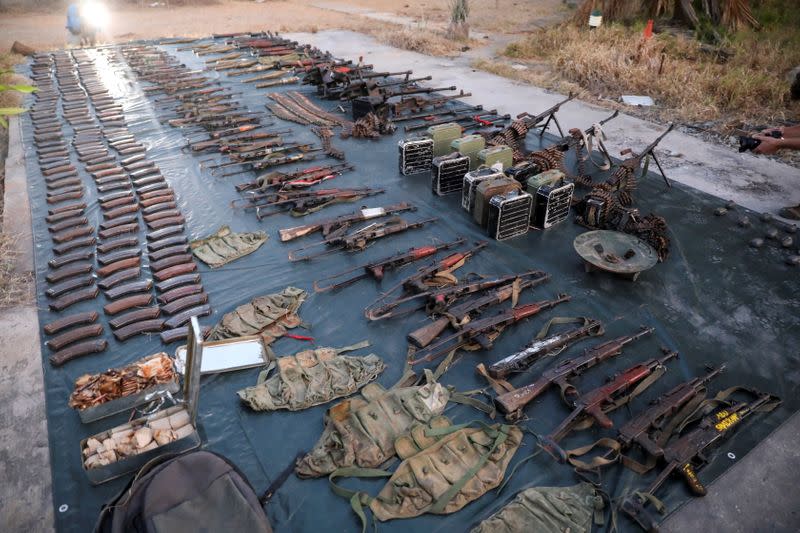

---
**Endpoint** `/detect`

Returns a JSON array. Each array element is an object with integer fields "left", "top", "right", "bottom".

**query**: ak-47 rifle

[
  {"left": 220, "top": 151, "right": 323, "bottom": 178},
  {"left": 408, "top": 294, "right": 572, "bottom": 366},
  {"left": 540, "top": 351, "right": 678, "bottom": 459},
  {"left": 614, "top": 123, "right": 674, "bottom": 188},
  {"left": 364, "top": 242, "right": 489, "bottom": 320},
  {"left": 313, "top": 238, "right": 466, "bottom": 292},
  {"left": 404, "top": 109, "right": 500, "bottom": 132},
  {"left": 407, "top": 271, "right": 551, "bottom": 348},
  {"left": 187, "top": 130, "right": 288, "bottom": 152},
  {"left": 492, "top": 325, "right": 653, "bottom": 413},
  {"left": 251, "top": 188, "right": 385, "bottom": 219},
  {"left": 235, "top": 163, "right": 350, "bottom": 192},
  {"left": 287, "top": 217, "right": 438, "bottom": 261},
  {"left": 391, "top": 104, "right": 483, "bottom": 123},
  {"left": 205, "top": 143, "right": 315, "bottom": 169},
  {"left": 621, "top": 391, "right": 778, "bottom": 532},
  {"left": 279, "top": 202, "right": 416, "bottom": 242}
]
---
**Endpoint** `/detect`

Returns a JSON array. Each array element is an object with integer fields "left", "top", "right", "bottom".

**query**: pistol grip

[
  {"left": 680, "top": 463, "right": 707, "bottom": 496},
  {"left": 586, "top": 405, "right": 614, "bottom": 429}
]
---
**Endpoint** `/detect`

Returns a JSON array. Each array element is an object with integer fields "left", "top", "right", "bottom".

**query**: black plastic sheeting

[{"left": 19, "top": 41, "right": 800, "bottom": 533}]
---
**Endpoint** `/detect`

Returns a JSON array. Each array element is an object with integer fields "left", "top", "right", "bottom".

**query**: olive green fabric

[
  {"left": 190, "top": 225, "right": 268, "bottom": 268},
  {"left": 208, "top": 286, "right": 306, "bottom": 341},
  {"left": 295, "top": 381, "right": 450, "bottom": 478},
  {"left": 470, "top": 482, "right": 599, "bottom": 533},
  {"left": 237, "top": 343, "right": 386, "bottom": 412},
  {"left": 370, "top": 422, "right": 523, "bottom": 520}
]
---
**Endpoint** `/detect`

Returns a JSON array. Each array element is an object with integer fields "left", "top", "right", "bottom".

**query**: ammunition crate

[
  {"left": 525, "top": 169, "right": 565, "bottom": 193},
  {"left": 398, "top": 137, "right": 434, "bottom": 176},
  {"left": 505, "top": 161, "right": 543, "bottom": 184},
  {"left": 487, "top": 191, "right": 533, "bottom": 241},
  {"left": 431, "top": 153, "right": 470, "bottom": 196},
  {"left": 473, "top": 177, "right": 520, "bottom": 227},
  {"left": 462, "top": 167, "right": 505, "bottom": 212},
  {"left": 531, "top": 182, "right": 574, "bottom": 229},
  {"left": 427, "top": 123, "right": 463, "bottom": 157},
  {"left": 450, "top": 134, "right": 486, "bottom": 170},
  {"left": 478, "top": 145, "right": 513, "bottom": 170}
]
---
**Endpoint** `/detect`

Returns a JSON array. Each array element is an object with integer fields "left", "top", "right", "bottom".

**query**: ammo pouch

[
  {"left": 469, "top": 482, "right": 603, "bottom": 533},
  {"left": 190, "top": 225, "right": 268, "bottom": 268},
  {"left": 237, "top": 342, "right": 385, "bottom": 412},
  {"left": 208, "top": 286, "right": 306, "bottom": 341},
  {"left": 295, "top": 381, "right": 450, "bottom": 478},
  {"left": 329, "top": 418, "right": 522, "bottom": 529}
]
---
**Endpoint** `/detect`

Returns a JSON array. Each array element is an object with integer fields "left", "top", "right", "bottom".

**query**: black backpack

[{"left": 94, "top": 450, "right": 273, "bottom": 533}]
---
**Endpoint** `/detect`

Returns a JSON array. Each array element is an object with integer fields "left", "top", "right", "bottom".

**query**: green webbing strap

[
  {"left": 328, "top": 467, "right": 393, "bottom": 533},
  {"left": 565, "top": 437, "right": 622, "bottom": 471},
  {"left": 432, "top": 347, "right": 459, "bottom": 381},
  {"left": 497, "top": 425, "right": 544, "bottom": 493},
  {"left": 635, "top": 490, "right": 667, "bottom": 515},
  {"left": 390, "top": 360, "right": 417, "bottom": 389},
  {"left": 449, "top": 389, "right": 497, "bottom": 419},
  {"left": 534, "top": 316, "right": 591, "bottom": 340},
  {"left": 607, "top": 365, "right": 666, "bottom": 412},
  {"left": 334, "top": 340, "right": 371, "bottom": 354},
  {"left": 429, "top": 425, "right": 511, "bottom": 514}
]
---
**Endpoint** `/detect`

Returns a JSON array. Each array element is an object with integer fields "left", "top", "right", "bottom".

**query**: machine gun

[
  {"left": 613, "top": 124, "right": 674, "bottom": 188},
  {"left": 409, "top": 294, "right": 572, "bottom": 366},
  {"left": 392, "top": 90, "right": 473, "bottom": 116},
  {"left": 278, "top": 201, "right": 416, "bottom": 241},
  {"left": 287, "top": 217, "right": 438, "bottom": 261},
  {"left": 313, "top": 238, "right": 466, "bottom": 292},
  {"left": 621, "top": 391, "right": 779, "bottom": 532},
  {"left": 514, "top": 93, "right": 575, "bottom": 138},
  {"left": 540, "top": 351, "right": 678, "bottom": 458},
  {"left": 404, "top": 109, "right": 500, "bottom": 132},
  {"left": 352, "top": 85, "right": 459, "bottom": 120},
  {"left": 336, "top": 74, "right": 431, "bottom": 101},
  {"left": 407, "top": 271, "right": 551, "bottom": 348}
]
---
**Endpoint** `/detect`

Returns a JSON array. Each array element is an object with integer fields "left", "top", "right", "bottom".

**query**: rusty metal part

[
  {"left": 46, "top": 324, "right": 104, "bottom": 351},
  {"left": 160, "top": 325, "right": 211, "bottom": 344},
  {"left": 150, "top": 253, "right": 193, "bottom": 272},
  {"left": 43, "top": 311, "right": 99, "bottom": 335},
  {"left": 47, "top": 190, "right": 84, "bottom": 204},
  {"left": 133, "top": 175, "right": 165, "bottom": 188},
  {"left": 45, "top": 275, "right": 95, "bottom": 298},
  {"left": 46, "top": 177, "right": 82, "bottom": 190},
  {"left": 93, "top": 167, "right": 126, "bottom": 178},
  {"left": 154, "top": 272, "right": 201, "bottom": 293},
  {"left": 99, "top": 214, "right": 139, "bottom": 231},
  {"left": 147, "top": 234, "right": 188, "bottom": 252},
  {"left": 97, "top": 257, "right": 142, "bottom": 278},
  {"left": 48, "top": 249, "right": 94, "bottom": 269},
  {"left": 108, "top": 306, "right": 162, "bottom": 329},
  {"left": 97, "top": 248, "right": 141, "bottom": 266},
  {"left": 98, "top": 223, "right": 139, "bottom": 240},
  {"left": 97, "top": 267, "right": 141, "bottom": 290},
  {"left": 103, "top": 293, "right": 154, "bottom": 315},
  {"left": 45, "top": 261, "right": 93, "bottom": 283},
  {"left": 97, "top": 235, "right": 139, "bottom": 254},
  {"left": 51, "top": 225, "right": 94, "bottom": 244},
  {"left": 46, "top": 208, "right": 85, "bottom": 224},
  {"left": 48, "top": 216, "right": 88, "bottom": 233},
  {"left": 95, "top": 174, "right": 129, "bottom": 186},
  {"left": 138, "top": 182, "right": 168, "bottom": 195},
  {"left": 99, "top": 190, "right": 134, "bottom": 204},
  {"left": 152, "top": 262, "right": 197, "bottom": 282},
  {"left": 49, "top": 339, "right": 108, "bottom": 367},
  {"left": 155, "top": 283, "right": 203, "bottom": 305},
  {"left": 85, "top": 162, "right": 117, "bottom": 173},
  {"left": 53, "top": 236, "right": 96, "bottom": 255},
  {"left": 147, "top": 225, "right": 185, "bottom": 241},
  {"left": 148, "top": 244, "right": 189, "bottom": 262},
  {"left": 97, "top": 181, "right": 133, "bottom": 194},
  {"left": 113, "top": 319, "right": 165, "bottom": 341},
  {"left": 143, "top": 208, "right": 181, "bottom": 223},
  {"left": 104, "top": 279, "right": 154, "bottom": 300},
  {"left": 140, "top": 187, "right": 175, "bottom": 201},
  {"left": 146, "top": 215, "right": 185, "bottom": 231},
  {"left": 141, "top": 201, "right": 177, "bottom": 215},
  {"left": 100, "top": 195, "right": 137, "bottom": 210},
  {"left": 42, "top": 164, "right": 76, "bottom": 176},
  {"left": 164, "top": 304, "right": 211, "bottom": 329},
  {"left": 49, "top": 286, "right": 99, "bottom": 312},
  {"left": 162, "top": 292, "right": 208, "bottom": 315},
  {"left": 123, "top": 161, "right": 155, "bottom": 172},
  {"left": 49, "top": 202, "right": 86, "bottom": 216}
]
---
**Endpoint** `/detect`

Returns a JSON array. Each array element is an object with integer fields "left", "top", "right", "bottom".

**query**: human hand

[
  {"left": 759, "top": 126, "right": 783, "bottom": 137},
  {"left": 753, "top": 135, "right": 783, "bottom": 154}
]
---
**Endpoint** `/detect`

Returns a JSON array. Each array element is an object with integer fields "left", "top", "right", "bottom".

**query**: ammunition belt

[{"left": 269, "top": 93, "right": 333, "bottom": 127}]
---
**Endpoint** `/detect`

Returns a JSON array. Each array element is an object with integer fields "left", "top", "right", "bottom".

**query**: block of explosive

[
  {"left": 431, "top": 152, "right": 470, "bottom": 196},
  {"left": 472, "top": 177, "right": 520, "bottom": 227},
  {"left": 478, "top": 145, "right": 513, "bottom": 170},
  {"left": 450, "top": 134, "right": 486, "bottom": 170},
  {"left": 487, "top": 190, "right": 533, "bottom": 241},
  {"left": 398, "top": 137, "right": 434, "bottom": 176},
  {"left": 427, "top": 123, "right": 463, "bottom": 157},
  {"left": 462, "top": 167, "right": 505, "bottom": 212}
]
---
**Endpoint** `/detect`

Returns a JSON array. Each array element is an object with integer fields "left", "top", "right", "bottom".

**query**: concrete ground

[{"left": 1, "top": 31, "right": 799, "bottom": 533}]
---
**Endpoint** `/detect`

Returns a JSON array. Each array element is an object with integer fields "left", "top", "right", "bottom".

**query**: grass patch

[
  {"left": 497, "top": 20, "right": 800, "bottom": 125},
  {"left": 0, "top": 232, "right": 33, "bottom": 309},
  {"left": 372, "top": 26, "right": 474, "bottom": 56}
]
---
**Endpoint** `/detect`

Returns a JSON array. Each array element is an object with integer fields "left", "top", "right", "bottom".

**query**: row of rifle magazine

[
  {"left": 25, "top": 31, "right": 780, "bottom": 533},
  {"left": 33, "top": 47, "right": 211, "bottom": 369}
]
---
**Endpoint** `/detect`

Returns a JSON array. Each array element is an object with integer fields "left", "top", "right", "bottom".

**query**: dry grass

[
  {"left": 372, "top": 25, "right": 474, "bottom": 56},
  {"left": 0, "top": 233, "right": 33, "bottom": 309},
  {"left": 497, "top": 22, "right": 800, "bottom": 125}
]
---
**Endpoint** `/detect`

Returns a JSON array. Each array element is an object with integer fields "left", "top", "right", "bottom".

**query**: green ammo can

[{"left": 450, "top": 134, "right": 486, "bottom": 170}]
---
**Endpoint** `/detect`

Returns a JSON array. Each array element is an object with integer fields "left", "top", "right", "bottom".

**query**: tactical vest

[
  {"left": 237, "top": 343, "right": 385, "bottom": 412},
  {"left": 191, "top": 225, "right": 268, "bottom": 268},
  {"left": 295, "top": 381, "right": 450, "bottom": 478},
  {"left": 208, "top": 286, "right": 306, "bottom": 341}
]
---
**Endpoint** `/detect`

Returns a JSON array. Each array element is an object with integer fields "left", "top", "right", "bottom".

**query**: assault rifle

[
  {"left": 391, "top": 104, "right": 484, "bottom": 123},
  {"left": 407, "top": 271, "right": 551, "bottom": 348},
  {"left": 392, "top": 90, "right": 473, "bottom": 116},
  {"left": 235, "top": 163, "right": 351, "bottom": 192},
  {"left": 615, "top": 123, "right": 674, "bottom": 188},
  {"left": 409, "top": 294, "right": 572, "bottom": 366},
  {"left": 540, "top": 351, "right": 678, "bottom": 458},
  {"left": 187, "top": 130, "right": 288, "bottom": 152},
  {"left": 621, "top": 391, "right": 778, "bottom": 532},
  {"left": 313, "top": 238, "right": 466, "bottom": 292},
  {"left": 336, "top": 75, "right": 431, "bottom": 101},
  {"left": 404, "top": 109, "right": 500, "bottom": 132},
  {"left": 279, "top": 202, "right": 416, "bottom": 242},
  {"left": 287, "top": 217, "right": 438, "bottom": 261},
  {"left": 251, "top": 188, "right": 385, "bottom": 219}
]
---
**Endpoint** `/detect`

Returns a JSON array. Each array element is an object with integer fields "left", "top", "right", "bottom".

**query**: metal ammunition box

[
  {"left": 427, "top": 123, "right": 463, "bottom": 157},
  {"left": 487, "top": 191, "right": 533, "bottom": 241},
  {"left": 505, "top": 161, "right": 543, "bottom": 184},
  {"left": 352, "top": 95, "right": 381, "bottom": 120},
  {"left": 462, "top": 167, "right": 505, "bottom": 212},
  {"left": 525, "top": 169, "right": 565, "bottom": 193},
  {"left": 450, "top": 134, "right": 486, "bottom": 170},
  {"left": 431, "top": 153, "right": 470, "bottom": 196},
  {"left": 472, "top": 177, "right": 520, "bottom": 227},
  {"left": 531, "top": 182, "right": 574, "bottom": 229},
  {"left": 398, "top": 137, "right": 434, "bottom": 176},
  {"left": 478, "top": 145, "right": 513, "bottom": 170}
]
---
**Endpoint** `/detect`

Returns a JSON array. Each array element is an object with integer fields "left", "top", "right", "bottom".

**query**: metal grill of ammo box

[
  {"left": 431, "top": 154, "right": 470, "bottom": 196},
  {"left": 398, "top": 138, "right": 434, "bottom": 176},
  {"left": 532, "top": 182, "right": 574, "bottom": 229},
  {"left": 462, "top": 168, "right": 505, "bottom": 211},
  {"left": 487, "top": 191, "right": 533, "bottom": 241}
]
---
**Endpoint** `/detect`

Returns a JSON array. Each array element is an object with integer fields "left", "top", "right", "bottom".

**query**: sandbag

[
  {"left": 190, "top": 225, "right": 268, "bottom": 268},
  {"left": 208, "top": 286, "right": 306, "bottom": 341},
  {"left": 237, "top": 342, "right": 385, "bottom": 412}
]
